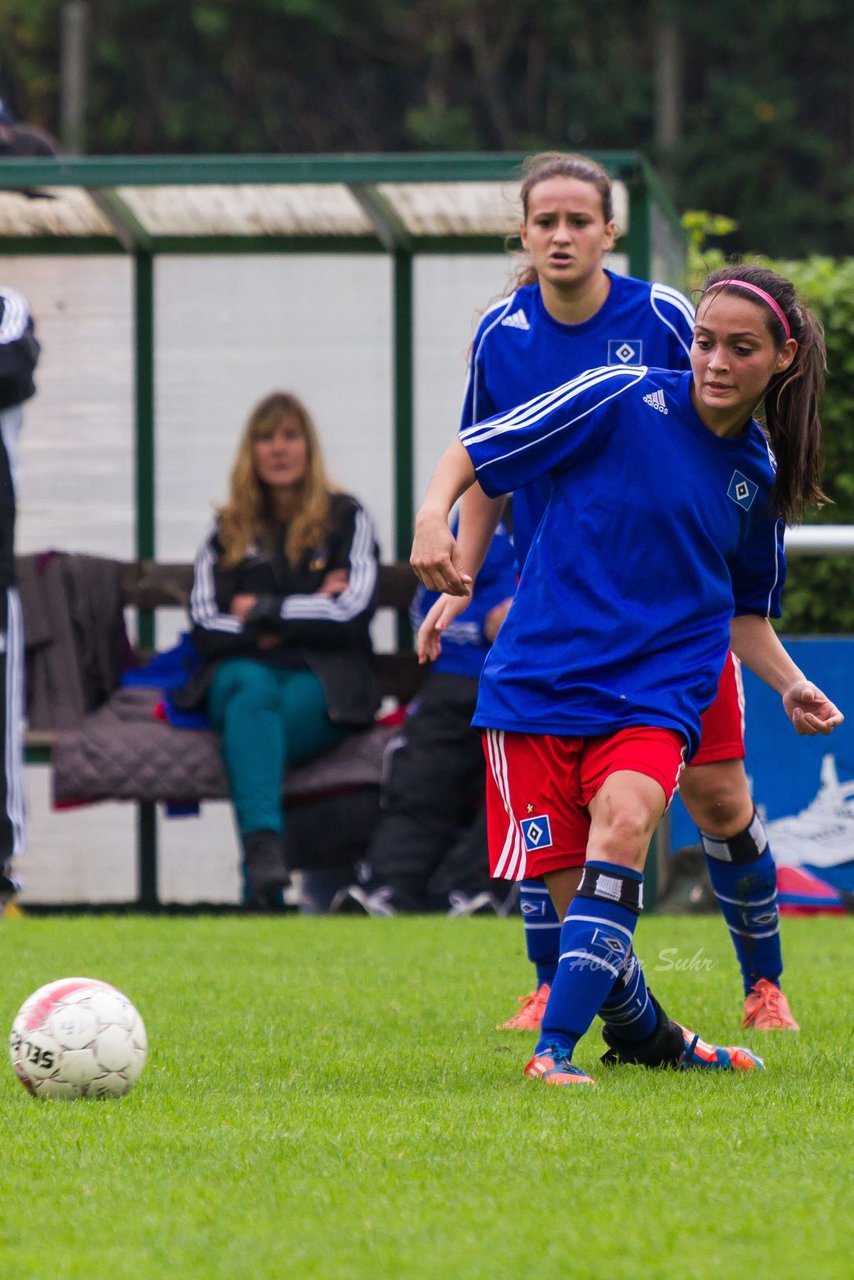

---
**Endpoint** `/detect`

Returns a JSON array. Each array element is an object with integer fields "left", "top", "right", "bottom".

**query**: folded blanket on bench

[{"left": 51, "top": 686, "right": 395, "bottom": 807}]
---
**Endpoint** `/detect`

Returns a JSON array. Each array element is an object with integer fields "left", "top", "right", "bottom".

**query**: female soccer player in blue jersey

[
  {"left": 421, "top": 153, "right": 802, "bottom": 1035},
  {"left": 411, "top": 264, "right": 842, "bottom": 1085}
]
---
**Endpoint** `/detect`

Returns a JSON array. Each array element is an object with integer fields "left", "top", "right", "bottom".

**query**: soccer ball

[{"left": 9, "top": 976, "right": 148, "bottom": 1100}]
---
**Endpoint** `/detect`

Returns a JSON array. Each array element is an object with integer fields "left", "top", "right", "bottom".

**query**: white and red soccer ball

[{"left": 9, "top": 977, "right": 147, "bottom": 1099}]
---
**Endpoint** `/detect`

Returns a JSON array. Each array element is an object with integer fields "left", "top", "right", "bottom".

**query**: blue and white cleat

[
  {"left": 678, "top": 1026, "right": 765, "bottom": 1072},
  {"left": 524, "top": 1043, "right": 595, "bottom": 1087}
]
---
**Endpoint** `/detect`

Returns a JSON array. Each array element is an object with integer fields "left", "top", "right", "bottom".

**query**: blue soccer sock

[
  {"left": 599, "top": 947, "right": 658, "bottom": 1043},
  {"left": 537, "top": 860, "right": 643, "bottom": 1059},
  {"left": 701, "top": 810, "right": 783, "bottom": 994},
  {"left": 519, "top": 879, "right": 561, "bottom": 987}
]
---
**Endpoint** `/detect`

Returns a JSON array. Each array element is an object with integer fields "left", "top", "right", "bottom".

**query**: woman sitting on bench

[{"left": 182, "top": 391, "right": 381, "bottom": 908}]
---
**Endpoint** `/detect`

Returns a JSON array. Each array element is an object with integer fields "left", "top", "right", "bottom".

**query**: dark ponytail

[{"left": 701, "top": 265, "right": 828, "bottom": 524}]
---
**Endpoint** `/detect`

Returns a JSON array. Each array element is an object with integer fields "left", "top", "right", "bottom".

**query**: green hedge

[
  {"left": 764, "top": 257, "right": 854, "bottom": 634},
  {"left": 685, "top": 225, "right": 854, "bottom": 633}
]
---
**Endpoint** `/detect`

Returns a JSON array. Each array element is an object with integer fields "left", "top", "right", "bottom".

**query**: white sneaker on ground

[
  {"left": 447, "top": 891, "right": 501, "bottom": 917},
  {"left": 329, "top": 885, "right": 398, "bottom": 916}
]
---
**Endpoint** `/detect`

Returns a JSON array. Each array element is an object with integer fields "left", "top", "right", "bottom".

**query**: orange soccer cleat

[
  {"left": 496, "top": 983, "right": 551, "bottom": 1031},
  {"left": 524, "top": 1044, "right": 595, "bottom": 1087},
  {"left": 742, "top": 978, "right": 800, "bottom": 1031}
]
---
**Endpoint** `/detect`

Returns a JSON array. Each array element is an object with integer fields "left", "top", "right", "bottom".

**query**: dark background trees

[{"left": 0, "top": 0, "right": 851, "bottom": 256}]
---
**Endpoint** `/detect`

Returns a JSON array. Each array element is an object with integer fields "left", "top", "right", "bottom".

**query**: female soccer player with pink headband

[
  {"left": 420, "top": 158, "right": 810, "bottom": 1041},
  {"left": 411, "top": 262, "right": 843, "bottom": 1086}
]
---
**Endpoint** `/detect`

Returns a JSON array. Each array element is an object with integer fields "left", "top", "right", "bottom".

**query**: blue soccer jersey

[
  {"left": 460, "top": 367, "right": 785, "bottom": 758},
  {"left": 461, "top": 272, "right": 695, "bottom": 567}
]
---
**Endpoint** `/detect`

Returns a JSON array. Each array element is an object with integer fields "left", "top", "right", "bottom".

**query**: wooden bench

[{"left": 21, "top": 558, "right": 422, "bottom": 908}]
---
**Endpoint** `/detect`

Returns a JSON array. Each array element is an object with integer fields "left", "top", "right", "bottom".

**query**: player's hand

[
  {"left": 782, "top": 680, "right": 844, "bottom": 735},
  {"left": 416, "top": 593, "right": 472, "bottom": 664},
  {"left": 410, "top": 509, "right": 472, "bottom": 597}
]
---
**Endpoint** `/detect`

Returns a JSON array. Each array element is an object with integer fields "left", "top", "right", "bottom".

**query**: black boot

[
  {"left": 0, "top": 862, "right": 20, "bottom": 910},
  {"left": 242, "top": 829, "right": 289, "bottom": 909},
  {"left": 600, "top": 991, "right": 686, "bottom": 1067}
]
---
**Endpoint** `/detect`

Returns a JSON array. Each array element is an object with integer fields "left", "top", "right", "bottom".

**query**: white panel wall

[
  {"left": 10, "top": 255, "right": 135, "bottom": 558},
  {"left": 154, "top": 254, "right": 395, "bottom": 568}
]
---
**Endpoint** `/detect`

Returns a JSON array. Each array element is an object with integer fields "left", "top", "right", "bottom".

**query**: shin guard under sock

[
  {"left": 519, "top": 879, "right": 560, "bottom": 987},
  {"left": 537, "top": 861, "right": 643, "bottom": 1058},
  {"left": 702, "top": 810, "right": 782, "bottom": 993}
]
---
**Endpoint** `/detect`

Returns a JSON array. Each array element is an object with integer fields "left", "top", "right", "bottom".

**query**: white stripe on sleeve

[
  {"left": 189, "top": 523, "right": 243, "bottom": 634},
  {"left": 650, "top": 282, "right": 695, "bottom": 359},
  {"left": 461, "top": 365, "right": 647, "bottom": 476},
  {"left": 464, "top": 294, "right": 516, "bottom": 427},
  {"left": 0, "top": 289, "right": 31, "bottom": 345},
  {"left": 279, "top": 505, "right": 378, "bottom": 624}
]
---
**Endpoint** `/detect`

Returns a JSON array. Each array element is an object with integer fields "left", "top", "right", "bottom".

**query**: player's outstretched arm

[
  {"left": 456, "top": 485, "right": 507, "bottom": 585},
  {"left": 731, "top": 614, "right": 844, "bottom": 736},
  {"left": 411, "top": 439, "right": 476, "bottom": 596}
]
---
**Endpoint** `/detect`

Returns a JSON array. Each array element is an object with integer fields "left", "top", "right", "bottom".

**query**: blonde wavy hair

[{"left": 217, "top": 391, "right": 336, "bottom": 568}]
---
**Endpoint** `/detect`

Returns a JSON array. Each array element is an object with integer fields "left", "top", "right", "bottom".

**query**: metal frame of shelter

[{"left": 0, "top": 150, "right": 687, "bottom": 908}]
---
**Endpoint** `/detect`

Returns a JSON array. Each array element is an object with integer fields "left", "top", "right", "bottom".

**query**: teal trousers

[{"left": 207, "top": 659, "right": 351, "bottom": 835}]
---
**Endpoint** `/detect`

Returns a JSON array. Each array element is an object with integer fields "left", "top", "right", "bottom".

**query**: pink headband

[{"left": 703, "top": 279, "right": 791, "bottom": 339}]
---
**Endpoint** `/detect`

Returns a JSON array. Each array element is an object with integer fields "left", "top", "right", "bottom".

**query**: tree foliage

[
  {"left": 764, "top": 256, "right": 854, "bottom": 635},
  {"left": 0, "top": 0, "right": 851, "bottom": 256}
]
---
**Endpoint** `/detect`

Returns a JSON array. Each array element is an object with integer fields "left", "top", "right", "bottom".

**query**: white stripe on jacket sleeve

[
  {"left": 189, "top": 522, "right": 243, "bottom": 634},
  {"left": 0, "top": 288, "right": 31, "bottom": 345},
  {"left": 279, "top": 505, "right": 378, "bottom": 623}
]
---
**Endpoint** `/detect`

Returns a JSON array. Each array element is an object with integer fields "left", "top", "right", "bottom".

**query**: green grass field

[{"left": 0, "top": 912, "right": 851, "bottom": 1279}]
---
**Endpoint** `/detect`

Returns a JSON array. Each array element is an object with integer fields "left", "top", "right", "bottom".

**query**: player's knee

[
  {"left": 681, "top": 771, "right": 752, "bottom": 835},
  {"left": 589, "top": 806, "right": 652, "bottom": 866}
]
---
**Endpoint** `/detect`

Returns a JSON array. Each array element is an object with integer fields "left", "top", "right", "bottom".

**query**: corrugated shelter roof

[{"left": 0, "top": 153, "right": 639, "bottom": 252}]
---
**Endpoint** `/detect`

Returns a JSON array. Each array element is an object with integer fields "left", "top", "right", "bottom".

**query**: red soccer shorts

[
  {"left": 690, "top": 652, "right": 746, "bottom": 768},
  {"left": 482, "top": 725, "right": 687, "bottom": 881}
]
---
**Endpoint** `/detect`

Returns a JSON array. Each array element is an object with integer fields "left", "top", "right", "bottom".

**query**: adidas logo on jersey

[
  {"left": 643, "top": 389, "right": 668, "bottom": 414},
  {"left": 501, "top": 308, "right": 530, "bottom": 330}
]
